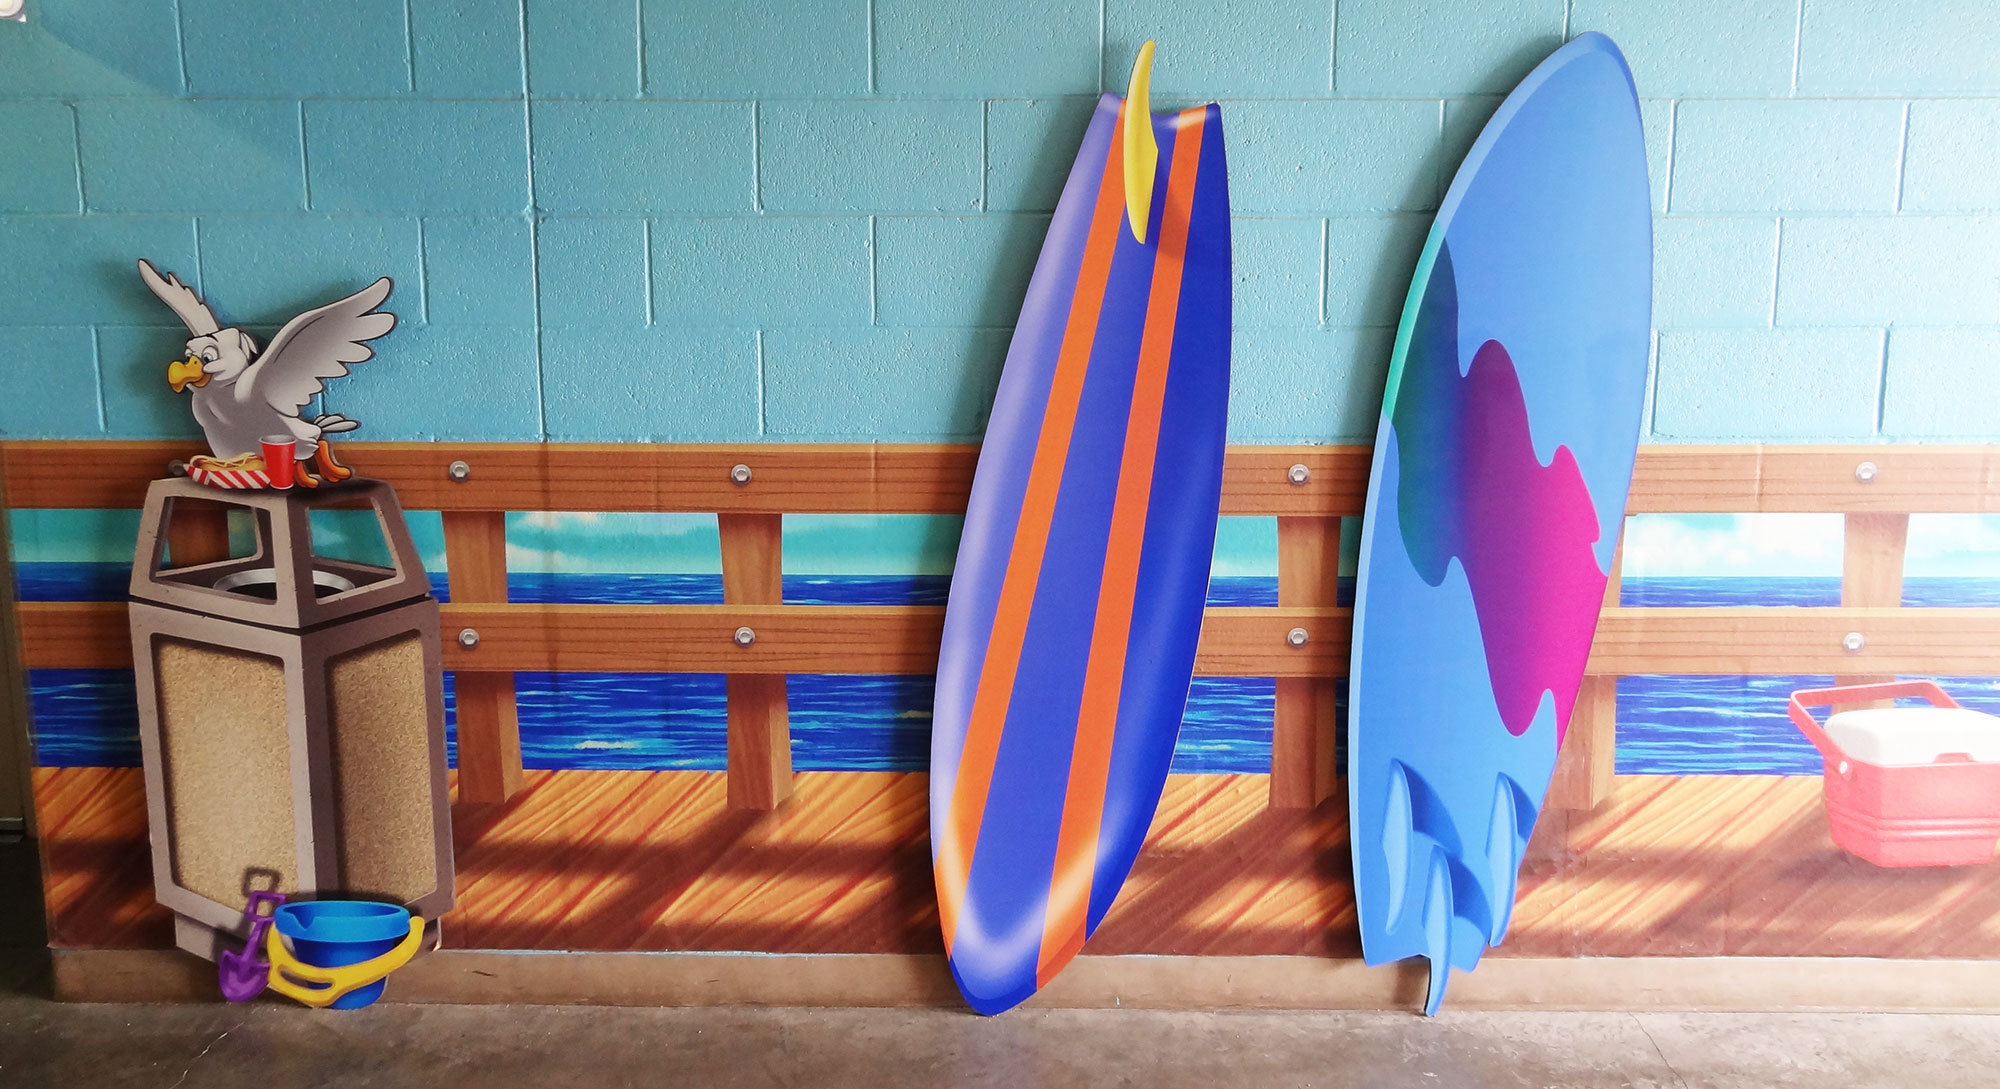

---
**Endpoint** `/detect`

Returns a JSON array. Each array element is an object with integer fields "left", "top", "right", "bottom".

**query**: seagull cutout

[{"left": 138, "top": 259, "right": 396, "bottom": 488}]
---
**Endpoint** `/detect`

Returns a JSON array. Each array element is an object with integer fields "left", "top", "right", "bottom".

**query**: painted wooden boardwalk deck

[{"left": 32, "top": 767, "right": 2000, "bottom": 960}]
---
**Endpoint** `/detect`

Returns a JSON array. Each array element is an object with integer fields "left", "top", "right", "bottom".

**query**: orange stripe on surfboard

[
  {"left": 936, "top": 103, "right": 1131, "bottom": 954},
  {"left": 1036, "top": 107, "right": 1210, "bottom": 985}
]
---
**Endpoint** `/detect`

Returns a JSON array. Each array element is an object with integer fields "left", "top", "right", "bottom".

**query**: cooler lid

[{"left": 1824, "top": 706, "right": 2000, "bottom": 767}]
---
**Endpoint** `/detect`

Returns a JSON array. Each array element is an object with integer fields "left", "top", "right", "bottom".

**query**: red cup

[{"left": 261, "top": 437, "right": 296, "bottom": 489}]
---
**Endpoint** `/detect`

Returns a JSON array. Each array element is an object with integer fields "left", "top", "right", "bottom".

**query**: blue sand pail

[{"left": 273, "top": 901, "right": 411, "bottom": 1009}]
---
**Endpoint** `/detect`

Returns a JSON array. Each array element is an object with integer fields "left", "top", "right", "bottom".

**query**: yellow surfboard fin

[{"left": 1122, "top": 40, "right": 1158, "bottom": 244}]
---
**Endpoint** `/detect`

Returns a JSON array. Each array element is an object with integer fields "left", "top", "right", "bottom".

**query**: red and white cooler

[{"left": 1789, "top": 681, "right": 2000, "bottom": 868}]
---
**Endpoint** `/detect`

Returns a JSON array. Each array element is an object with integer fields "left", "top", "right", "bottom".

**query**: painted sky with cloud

[
  {"left": 1620, "top": 513, "right": 1844, "bottom": 578},
  {"left": 7, "top": 508, "right": 450, "bottom": 571},
  {"left": 1621, "top": 513, "right": 2000, "bottom": 579},
  {"left": 14, "top": 507, "right": 1992, "bottom": 583},
  {"left": 500, "top": 513, "right": 1284, "bottom": 577}
]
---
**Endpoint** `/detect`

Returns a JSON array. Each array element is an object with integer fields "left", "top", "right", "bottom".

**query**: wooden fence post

[
  {"left": 1270, "top": 515, "right": 1340, "bottom": 810},
  {"left": 719, "top": 513, "right": 792, "bottom": 810},
  {"left": 1837, "top": 512, "right": 1911, "bottom": 704},
  {"left": 1548, "top": 537, "right": 1623, "bottom": 813},
  {"left": 444, "top": 511, "right": 523, "bottom": 804}
]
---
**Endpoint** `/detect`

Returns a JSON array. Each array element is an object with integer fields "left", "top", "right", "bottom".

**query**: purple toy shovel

[{"left": 218, "top": 891, "right": 287, "bottom": 1002}]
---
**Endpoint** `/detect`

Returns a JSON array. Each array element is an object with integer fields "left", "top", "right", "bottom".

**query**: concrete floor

[
  {"left": 4, "top": 841, "right": 2000, "bottom": 1088},
  {"left": 10, "top": 996, "right": 2000, "bottom": 1089}
]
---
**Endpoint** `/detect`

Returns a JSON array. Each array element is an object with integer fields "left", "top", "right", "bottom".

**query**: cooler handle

[{"left": 1787, "top": 681, "right": 1961, "bottom": 761}]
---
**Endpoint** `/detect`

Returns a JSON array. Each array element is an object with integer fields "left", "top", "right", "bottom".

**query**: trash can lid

[{"left": 1825, "top": 706, "right": 2000, "bottom": 767}]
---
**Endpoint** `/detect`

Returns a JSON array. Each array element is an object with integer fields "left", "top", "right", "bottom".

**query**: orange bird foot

[
  {"left": 293, "top": 459, "right": 321, "bottom": 489},
  {"left": 314, "top": 444, "right": 353, "bottom": 482}
]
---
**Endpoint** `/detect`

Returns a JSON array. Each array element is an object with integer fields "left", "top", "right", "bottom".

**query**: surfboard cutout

[
  {"left": 931, "top": 48, "right": 1231, "bottom": 1016},
  {"left": 1347, "top": 32, "right": 1652, "bottom": 1015}
]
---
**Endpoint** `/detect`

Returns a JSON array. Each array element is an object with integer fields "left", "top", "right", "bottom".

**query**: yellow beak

[{"left": 168, "top": 356, "right": 210, "bottom": 393}]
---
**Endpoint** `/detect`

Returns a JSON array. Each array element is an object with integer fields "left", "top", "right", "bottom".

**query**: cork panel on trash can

[
  {"left": 326, "top": 632, "right": 438, "bottom": 903},
  {"left": 157, "top": 639, "right": 296, "bottom": 904}
]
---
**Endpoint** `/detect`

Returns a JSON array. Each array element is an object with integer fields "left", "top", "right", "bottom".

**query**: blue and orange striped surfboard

[{"left": 931, "top": 76, "right": 1232, "bottom": 1015}]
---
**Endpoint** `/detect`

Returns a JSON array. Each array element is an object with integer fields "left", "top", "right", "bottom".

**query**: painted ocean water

[{"left": 20, "top": 565, "right": 2000, "bottom": 776}]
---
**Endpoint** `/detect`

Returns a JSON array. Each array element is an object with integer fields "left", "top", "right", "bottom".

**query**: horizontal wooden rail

[
  {"left": 1585, "top": 607, "right": 2000, "bottom": 675},
  {"left": 6, "top": 441, "right": 1999, "bottom": 515},
  {"left": 1629, "top": 445, "right": 2000, "bottom": 514},
  {"left": 19, "top": 602, "right": 1348, "bottom": 676},
  {"left": 11, "top": 439, "right": 1995, "bottom": 815},
  {"left": 30, "top": 601, "right": 2000, "bottom": 678}
]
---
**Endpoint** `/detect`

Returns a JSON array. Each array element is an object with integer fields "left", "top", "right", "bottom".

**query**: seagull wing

[
  {"left": 137, "top": 259, "right": 220, "bottom": 336},
  {"left": 242, "top": 278, "right": 397, "bottom": 415}
]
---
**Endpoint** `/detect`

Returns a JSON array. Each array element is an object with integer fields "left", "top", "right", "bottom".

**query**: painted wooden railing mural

[{"left": 6, "top": 441, "right": 1998, "bottom": 819}]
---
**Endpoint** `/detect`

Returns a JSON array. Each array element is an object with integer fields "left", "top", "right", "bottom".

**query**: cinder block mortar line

[
  {"left": 172, "top": 0, "right": 190, "bottom": 94},
  {"left": 88, "top": 327, "right": 107, "bottom": 432},
  {"left": 521, "top": 19, "right": 548, "bottom": 441},
  {"left": 1789, "top": 0, "right": 1805, "bottom": 95},
  {"left": 1659, "top": 210, "right": 1989, "bottom": 219},
  {"left": 1644, "top": 329, "right": 1659, "bottom": 438},
  {"left": 1433, "top": 99, "right": 1447, "bottom": 197},
  {"left": 1765, "top": 218, "right": 1784, "bottom": 327},
  {"left": 867, "top": 0, "right": 877, "bottom": 94},
  {"left": 402, "top": 0, "right": 418, "bottom": 93},
  {"left": 297, "top": 102, "right": 312, "bottom": 210},
  {"left": 1098, "top": 0, "right": 1106, "bottom": 93},
  {"left": 65, "top": 103, "right": 86, "bottom": 213},
  {"left": 1329, "top": 0, "right": 1341, "bottom": 92},
  {"left": 642, "top": 218, "right": 656, "bottom": 326},
  {"left": 1891, "top": 102, "right": 1912, "bottom": 212},
  {"left": 71, "top": 92, "right": 1833, "bottom": 104},
  {"left": 1659, "top": 100, "right": 1678, "bottom": 212},
  {"left": 415, "top": 218, "right": 431, "bottom": 323},
  {"left": 1873, "top": 327, "right": 1890, "bottom": 436},
  {"left": 47, "top": 92, "right": 2000, "bottom": 105},
  {"left": 754, "top": 329, "right": 767, "bottom": 436},
  {"left": 190, "top": 215, "right": 205, "bottom": 293},
  {"left": 515, "top": 0, "right": 531, "bottom": 120},
  {"left": 635, "top": 0, "right": 648, "bottom": 92},
  {"left": 61, "top": 95, "right": 595, "bottom": 104},
  {"left": 1318, "top": 218, "right": 1330, "bottom": 327},
  {"left": 751, "top": 100, "right": 763, "bottom": 212}
]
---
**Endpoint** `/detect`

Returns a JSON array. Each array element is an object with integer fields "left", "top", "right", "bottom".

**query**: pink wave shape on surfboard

[{"left": 1392, "top": 248, "right": 1609, "bottom": 743}]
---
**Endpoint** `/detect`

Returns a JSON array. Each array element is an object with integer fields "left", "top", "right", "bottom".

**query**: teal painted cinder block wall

[{"left": 1, "top": 0, "right": 1996, "bottom": 444}]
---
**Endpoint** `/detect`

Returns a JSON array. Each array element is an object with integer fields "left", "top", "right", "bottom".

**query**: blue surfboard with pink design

[
  {"left": 1347, "top": 33, "right": 1652, "bottom": 1014},
  {"left": 931, "top": 65, "right": 1231, "bottom": 1015}
]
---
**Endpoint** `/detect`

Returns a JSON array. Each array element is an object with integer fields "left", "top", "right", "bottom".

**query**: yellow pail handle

[{"left": 264, "top": 916, "right": 425, "bottom": 1008}]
